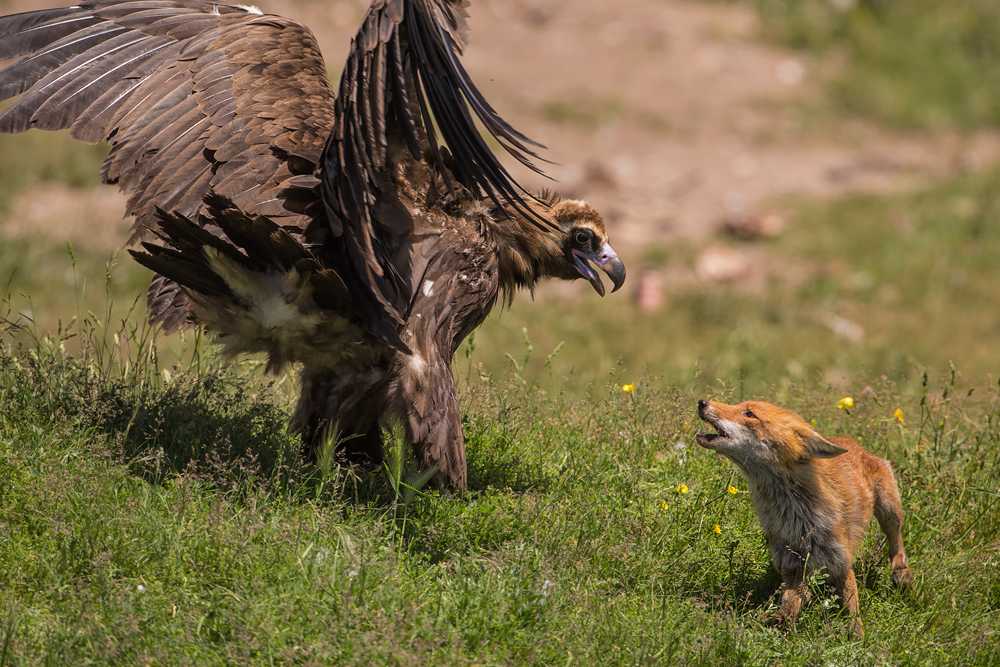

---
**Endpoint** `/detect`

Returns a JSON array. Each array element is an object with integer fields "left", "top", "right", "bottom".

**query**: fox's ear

[{"left": 800, "top": 430, "right": 848, "bottom": 459}]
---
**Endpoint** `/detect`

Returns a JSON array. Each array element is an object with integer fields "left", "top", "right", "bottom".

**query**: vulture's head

[{"left": 545, "top": 199, "right": 626, "bottom": 296}]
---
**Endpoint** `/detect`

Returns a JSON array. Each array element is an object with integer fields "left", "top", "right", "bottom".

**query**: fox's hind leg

[{"left": 871, "top": 459, "right": 915, "bottom": 589}]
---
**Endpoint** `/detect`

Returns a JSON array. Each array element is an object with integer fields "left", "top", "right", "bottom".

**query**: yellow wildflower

[
  {"left": 838, "top": 396, "right": 854, "bottom": 411},
  {"left": 622, "top": 383, "right": 634, "bottom": 392},
  {"left": 660, "top": 500, "right": 669, "bottom": 512},
  {"left": 728, "top": 484, "right": 738, "bottom": 495},
  {"left": 683, "top": 424, "right": 692, "bottom": 431},
  {"left": 894, "top": 408, "right": 905, "bottom": 424},
  {"left": 713, "top": 524, "right": 722, "bottom": 534},
  {"left": 677, "top": 483, "right": 689, "bottom": 494}
]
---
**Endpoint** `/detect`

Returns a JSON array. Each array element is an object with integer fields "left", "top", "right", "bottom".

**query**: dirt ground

[{"left": 5, "top": 0, "right": 1000, "bottom": 257}]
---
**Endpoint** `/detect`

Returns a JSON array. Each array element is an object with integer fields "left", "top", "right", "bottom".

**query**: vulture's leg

[
  {"left": 392, "top": 348, "right": 468, "bottom": 493},
  {"left": 294, "top": 367, "right": 389, "bottom": 469}
]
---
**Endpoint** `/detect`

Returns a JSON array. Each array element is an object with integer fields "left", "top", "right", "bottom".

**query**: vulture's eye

[
  {"left": 574, "top": 230, "right": 593, "bottom": 245},
  {"left": 742, "top": 410, "right": 758, "bottom": 419}
]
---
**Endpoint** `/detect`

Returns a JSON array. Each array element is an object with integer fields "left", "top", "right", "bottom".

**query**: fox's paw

[
  {"left": 891, "top": 566, "right": 914, "bottom": 591},
  {"left": 762, "top": 610, "right": 799, "bottom": 634}
]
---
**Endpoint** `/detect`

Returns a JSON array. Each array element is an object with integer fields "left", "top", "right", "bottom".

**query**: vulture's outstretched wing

[
  {"left": 0, "top": 0, "right": 557, "bottom": 335},
  {"left": 323, "top": 0, "right": 555, "bottom": 325},
  {"left": 0, "top": 0, "right": 337, "bottom": 331}
]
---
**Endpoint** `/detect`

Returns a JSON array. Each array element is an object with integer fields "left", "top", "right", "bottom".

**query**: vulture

[{"left": 0, "top": 0, "right": 626, "bottom": 491}]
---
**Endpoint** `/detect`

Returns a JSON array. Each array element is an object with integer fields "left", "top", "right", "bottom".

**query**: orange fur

[{"left": 696, "top": 399, "right": 914, "bottom": 636}]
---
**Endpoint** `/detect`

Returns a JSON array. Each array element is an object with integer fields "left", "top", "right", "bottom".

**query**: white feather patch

[
  {"left": 236, "top": 4, "right": 263, "bottom": 14},
  {"left": 409, "top": 352, "right": 427, "bottom": 376},
  {"left": 422, "top": 280, "right": 434, "bottom": 297}
]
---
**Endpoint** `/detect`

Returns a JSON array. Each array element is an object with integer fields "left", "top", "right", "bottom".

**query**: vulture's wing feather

[
  {"left": 129, "top": 202, "right": 358, "bottom": 374},
  {"left": 321, "top": 0, "right": 557, "bottom": 327},
  {"left": 133, "top": 241, "right": 237, "bottom": 299},
  {"left": 0, "top": 0, "right": 337, "bottom": 331}
]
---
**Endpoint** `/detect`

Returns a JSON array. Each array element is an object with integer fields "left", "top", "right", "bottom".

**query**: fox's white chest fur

[{"left": 742, "top": 464, "right": 851, "bottom": 580}]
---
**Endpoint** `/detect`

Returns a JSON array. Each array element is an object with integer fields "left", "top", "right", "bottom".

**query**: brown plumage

[{"left": 0, "top": 0, "right": 626, "bottom": 491}]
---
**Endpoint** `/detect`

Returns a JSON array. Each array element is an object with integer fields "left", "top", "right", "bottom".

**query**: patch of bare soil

[{"left": 5, "top": 0, "right": 1000, "bottom": 268}]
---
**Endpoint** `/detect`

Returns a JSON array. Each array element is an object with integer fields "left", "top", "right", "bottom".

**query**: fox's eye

[{"left": 742, "top": 410, "right": 758, "bottom": 419}]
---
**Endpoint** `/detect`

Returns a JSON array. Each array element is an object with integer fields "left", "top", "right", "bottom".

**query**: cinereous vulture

[{"left": 0, "top": 0, "right": 626, "bottom": 491}]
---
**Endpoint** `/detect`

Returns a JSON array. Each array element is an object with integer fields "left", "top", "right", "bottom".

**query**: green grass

[
  {"left": 3, "top": 12, "right": 1000, "bottom": 653},
  {"left": 727, "top": 0, "right": 1000, "bottom": 130},
  {"left": 2, "top": 161, "right": 1000, "bottom": 663},
  {"left": 1, "top": 316, "right": 998, "bottom": 664},
  {"left": 464, "top": 165, "right": 1000, "bottom": 398}
]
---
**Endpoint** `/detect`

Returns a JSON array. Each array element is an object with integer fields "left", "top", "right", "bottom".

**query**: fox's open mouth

[
  {"left": 696, "top": 399, "right": 732, "bottom": 448},
  {"left": 696, "top": 424, "right": 729, "bottom": 447}
]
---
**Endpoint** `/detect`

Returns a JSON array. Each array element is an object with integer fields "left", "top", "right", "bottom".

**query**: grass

[
  {"left": 2, "top": 161, "right": 1000, "bottom": 663},
  {"left": 464, "top": 164, "right": 1000, "bottom": 399},
  {"left": 2, "top": 2, "right": 1000, "bottom": 659},
  {"left": 1, "top": 309, "right": 998, "bottom": 664},
  {"left": 725, "top": 0, "right": 1000, "bottom": 131}
]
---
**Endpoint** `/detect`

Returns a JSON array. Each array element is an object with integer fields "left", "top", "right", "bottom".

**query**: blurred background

[{"left": 2, "top": 0, "right": 999, "bottom": 397}]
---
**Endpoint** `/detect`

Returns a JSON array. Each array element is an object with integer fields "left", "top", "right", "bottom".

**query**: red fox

[{"left": 696, "top": 399, "right": 914, "bottom": 636}]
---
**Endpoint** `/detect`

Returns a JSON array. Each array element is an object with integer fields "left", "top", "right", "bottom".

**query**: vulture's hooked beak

[{"left": 573, "top": 243, "right": 626, "bottom": 297}]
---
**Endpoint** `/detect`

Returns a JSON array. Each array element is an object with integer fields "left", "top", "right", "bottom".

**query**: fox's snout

[{"left": 695, "top": 399, "right": 733, "bottom": 451}]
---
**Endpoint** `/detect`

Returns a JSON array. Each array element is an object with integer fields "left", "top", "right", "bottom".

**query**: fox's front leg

[{"left": 776, "top": 574, "right": 807, "bottom": 629}]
